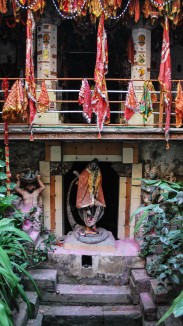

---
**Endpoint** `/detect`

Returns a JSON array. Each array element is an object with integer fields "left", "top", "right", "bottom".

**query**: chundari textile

[
  {"left": 158, "top": 16, "right": 172, "bottom": 146},
  {"left": 92, "top": 13, "right": 110, "bottom": 133}
]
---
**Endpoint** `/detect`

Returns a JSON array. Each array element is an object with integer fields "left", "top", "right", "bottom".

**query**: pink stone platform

[{"left": 55, "top": 231, "right": 140, "bottom": 257}]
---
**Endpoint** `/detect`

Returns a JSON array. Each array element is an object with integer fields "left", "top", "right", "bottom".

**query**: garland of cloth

[
  {"left": 1, "top": 0, "right": 182, "bottom": 26},
  {"left": 158, "top": 16, "right": 172, "bottom": 149},
  {"left": 2, "top": 79, "right": 11, "bottom": 196},
  {"left": 91, "top": 13, "right": 110, "bottom": 136}
]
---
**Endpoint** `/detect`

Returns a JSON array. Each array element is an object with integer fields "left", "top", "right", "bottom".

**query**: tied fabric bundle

[
  {"left": 175, "top": 81, "right": 183, "bottom": 128},
  {"left": 37, "top": 81, "right": 50, "bottom": 114},
  {"left": 2, "top": 80, "right": 28, "bottom": 121},
  {"left": 78, "top": 79, "right": 92, "bottom": 123},
  {"left": 140, "top": 81, "right": 154, "bottom": 124},
  {"left": 124, "top": 81, "right": 139, "bottom": 121},
  {"left": 158, "top": 16, "right": 172, "bottom": 147},
  {"left": 92, "top": 13, "right": 110, "bottom": 133}
]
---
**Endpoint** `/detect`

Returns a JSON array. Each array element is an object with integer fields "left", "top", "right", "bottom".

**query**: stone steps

[
  {"left": 140, "top": 292, "right": 157, "bottom": 322},
  {"left": 129, "top": 268, "right": 151, "bottom": 304},
  {"left": 24, "top": 269, "right": 134, "bottom": 307},
  {"left": 23, "top": 269, "right": 57, "bottom": 293},
  {"left": 41, "top": 283, "right": 133, "bottom": 306},
  {"left": 38, "top": 304, "right": 142, "bottom": 326},
  {"left": 27, "top": 314, "right": 43, "bottom": 326},
  {"left": 13, "top": 291, "right": 39, "bottom": 326}
]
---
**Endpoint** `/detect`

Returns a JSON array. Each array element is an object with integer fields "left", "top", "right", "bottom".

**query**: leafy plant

[
  {"left": 27, "top": 226, "right": 57, "bottom": 268},
  {"left": 131, "top": 178, "right": 183, "bottom": 323},
  {"left": 0, "top": 155, "right": 40, "bottom": 325},
  {"left": 0, "top": 218, "right": 40, "bottom": 326},
  {"left": 158, "top": 290, "right": 183, "bottom": 324}
]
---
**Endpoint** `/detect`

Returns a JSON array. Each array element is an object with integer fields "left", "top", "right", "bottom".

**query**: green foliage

[
  {"left": 0, "top": 156, "right": 40, "bottom": 325},
  {"left": 157, "top": 290, "right": 183, "bottom": 324},
  {"left": 27, "top": 226, "right": 57, "bottom": 268},
  {"left": 131, "top": 178, "right": 183, "bottom": 323}
]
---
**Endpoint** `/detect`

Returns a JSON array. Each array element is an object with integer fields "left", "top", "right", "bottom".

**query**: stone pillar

[
  {"left": 39, "top": 144, "right": 64, "bottom": 236},
  {"left": 130, "top": 164, "right": 142, "bottom": 238},
  {"left": 117, "top": 177, "right": 126, "bottom": 239},
  {"left": 128, "top": 27, "right": 154, "bottom": 126},
  {"left": 35, "top": 23, "right": 60, "bottom": 124}
]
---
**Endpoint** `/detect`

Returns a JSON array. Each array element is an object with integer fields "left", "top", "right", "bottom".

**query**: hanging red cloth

[
  {"left": 37, "top": 81, "right": 50, "bottom": 114},
  {"left": 129, "top": 0, "right": 140, "bottom": 23},
  {"left": 92, "top": 13, "right": 110, "bottom": 133},
  {"left": 78, "top": 79, "right": 92, "bottom": 123},
  {"left": 25, "top": 9, "right": 37, "bottom": 125},
  {"left": 158, "top": 17, "right": 172, "bottom": 147},
  {"left": 124, "top": 81, "right": 139, "bottom": 121},
  {"left": 175, "top": 81, "right": 183, "bottom": 128},
  {"left": 0, "top": 0, "right": 7, "bottom": 13}
]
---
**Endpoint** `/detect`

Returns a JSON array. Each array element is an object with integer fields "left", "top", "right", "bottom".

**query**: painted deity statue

[
  {"left": 15, "top": 169, "right": 45, "bottom": 232},
  {"left": 67, "top": 159, "right": 109, "bottom": 243},
  {"left": 76, "top": 159, "right": 106, "bottom": 235}
]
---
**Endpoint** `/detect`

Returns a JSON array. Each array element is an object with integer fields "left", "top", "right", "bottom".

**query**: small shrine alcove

[{"left": 63, "top": 161, "right": 119, "bottom": 239}]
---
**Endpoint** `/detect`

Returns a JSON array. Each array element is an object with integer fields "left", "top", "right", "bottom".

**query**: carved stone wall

[
  {"left": 3, "top": 140, "right": 45, "bottom": 180},
  {"left": 140, "top": 141, "right": 183, "bottom": 180}
]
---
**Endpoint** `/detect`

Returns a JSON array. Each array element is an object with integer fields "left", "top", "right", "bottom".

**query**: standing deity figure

[
  {"left": 76, "top": 159, "right": 106, "bottom": 235},
  {"left": 15, "top": 169, "right": 45, "bottom": 232}
]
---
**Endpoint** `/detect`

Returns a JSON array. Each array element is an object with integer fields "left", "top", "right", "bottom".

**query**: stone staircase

[
  {"left": 12, "top": 232, "right": 183, "bottom": 326},
  {"left": 14, "top": 265, "right": 183, "bottom": 326},
  {"left": 23, "top": 268, "right": 142, "bottom": 326}
]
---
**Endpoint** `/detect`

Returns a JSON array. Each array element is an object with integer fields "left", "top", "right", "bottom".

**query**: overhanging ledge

[{"left": 0, "top": 125, "right": 183, "bottom": 141}]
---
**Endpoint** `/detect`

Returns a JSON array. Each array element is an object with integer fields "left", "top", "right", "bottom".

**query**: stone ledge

[
  {"left": 150, "top": 279, "right": 174, "bottom": 304},
  {"left": 23, "top": 269, "right": 57, "bottom": 293},
  {"left": 140, "top": 292, "right": 157, "bottom": 322},
  {"left": 39, "top": 304, "right": 142, "bottom": 326},
  {"left": 40, "top": 284, "right": 132, "bottom": 305}
]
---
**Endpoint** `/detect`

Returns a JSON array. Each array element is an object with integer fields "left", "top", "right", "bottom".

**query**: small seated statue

[
  {"left": 142, "top": 164, "right": 159, "bottom": 205},
  {"left": 15, "top": 169, "right": 45, "bottom": 232}
]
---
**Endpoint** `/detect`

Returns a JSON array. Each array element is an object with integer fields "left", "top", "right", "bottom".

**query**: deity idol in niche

[
  {"left": 67, "top": 159, "right": 109, "bottom": 244},
  {"left": 76, "top": 158, "right": 106, "bottom": 234}
]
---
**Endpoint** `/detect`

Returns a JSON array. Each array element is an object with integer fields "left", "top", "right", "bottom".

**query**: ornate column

[
  {"left": 35, "top": 22, "right": 60, "bottom": 124},
  {"left": 128, "top": 24, "right": 154, "bottom": 126}
]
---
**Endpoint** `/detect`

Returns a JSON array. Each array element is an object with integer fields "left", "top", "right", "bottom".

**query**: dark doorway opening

[{"left": 63, "top": 161, "right": 119, "bottom": 239}]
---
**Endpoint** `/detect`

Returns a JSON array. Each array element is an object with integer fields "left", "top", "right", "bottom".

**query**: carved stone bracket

[
  {"left": 111, "top": 162, "right": 132, "bottom": 177},
  {"left": 61, "top": 162, "right": 73, "bottom": 175}
]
